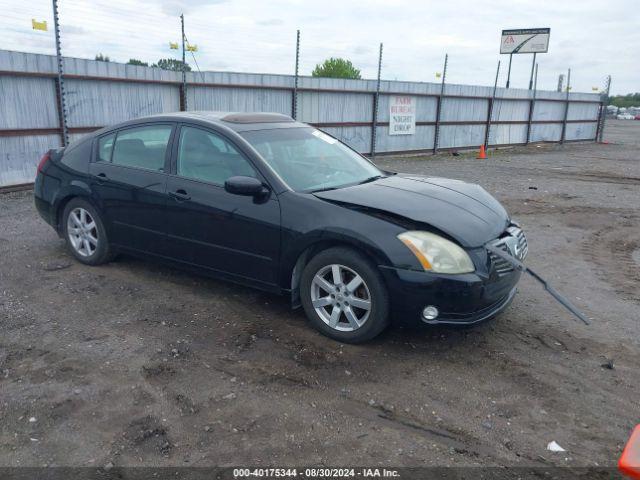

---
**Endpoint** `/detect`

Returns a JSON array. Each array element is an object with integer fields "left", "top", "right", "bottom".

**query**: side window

[
  {"left": 97, "top": 133, "right": 115, "bottom": 162},
  {"left": 177, "top": 126, "right": 256, "bottom": 185},
  {"left": 111, "top": 125, "right": 172, "bottom": 171}
]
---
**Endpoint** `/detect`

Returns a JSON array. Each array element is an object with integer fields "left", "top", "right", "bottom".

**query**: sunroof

[{"left": 221, "top": 113, "right": 294, "bottom": 124}]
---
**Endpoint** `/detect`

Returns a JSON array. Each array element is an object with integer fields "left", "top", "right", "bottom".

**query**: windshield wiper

[
  {"left": 310, "top": 175, "right": 385, "bottom": 193},
  {"left": 357, "top": 175, "right": 384, "bottom": 185},
  {"left": 309, "top": 186, "right": 340, "bottom": 193}
]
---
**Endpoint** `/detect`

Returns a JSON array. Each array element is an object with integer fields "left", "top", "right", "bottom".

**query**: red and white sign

[{"left": 389, "top": 95, "right": 416, "bottom": 135}]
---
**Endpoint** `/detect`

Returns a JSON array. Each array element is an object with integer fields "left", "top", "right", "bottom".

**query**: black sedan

[{"left": 34, "top": 112, "right": 527, "bottom": 343}]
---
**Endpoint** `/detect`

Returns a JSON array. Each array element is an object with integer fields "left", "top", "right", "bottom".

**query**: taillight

[{"left": 37, "top": 151, "right": 51, "bottom": 175}]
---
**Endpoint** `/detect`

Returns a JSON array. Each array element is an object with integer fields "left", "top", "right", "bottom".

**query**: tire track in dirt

[{"left": 581, "top": 226, "right": 640, "bottom": 304}]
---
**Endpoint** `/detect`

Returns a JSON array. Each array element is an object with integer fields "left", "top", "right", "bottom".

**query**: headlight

[{"left": 398, "top": 231, "right": 475, "bottom": 274}]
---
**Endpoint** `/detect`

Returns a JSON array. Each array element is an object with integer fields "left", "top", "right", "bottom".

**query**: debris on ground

[
  {"left": 601, "top": 359, "right": 615, "bottom": 370},
  {"left": 42, "top": 261, "right": 72, "bottom": 271},
  {"left": 547, "top": 441, "right": 566, "bottom": 452}
]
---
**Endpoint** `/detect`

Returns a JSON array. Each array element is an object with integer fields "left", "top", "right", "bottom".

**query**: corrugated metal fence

[{"left": 0, "top": 49, "right": 602, "bottom": 187}]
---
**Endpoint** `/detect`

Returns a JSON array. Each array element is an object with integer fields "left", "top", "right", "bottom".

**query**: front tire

[
  {"left": 62, "top": 198, "right": 113, "bottom": 265},
  {"left": 300, "top": 247, "right": 390, "bottom": 343}
]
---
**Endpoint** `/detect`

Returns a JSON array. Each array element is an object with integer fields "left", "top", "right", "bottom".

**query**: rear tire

[
  {"left": 300, "top": 247, "right": 389, "bottom": 343},
  {"left": 62, "top": 198, "right": 114, "bottom": 266}
]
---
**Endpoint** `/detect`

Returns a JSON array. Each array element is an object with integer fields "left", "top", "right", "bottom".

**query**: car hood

[{"left": 313, "top": 174, "right": 510, "bottom": 248}]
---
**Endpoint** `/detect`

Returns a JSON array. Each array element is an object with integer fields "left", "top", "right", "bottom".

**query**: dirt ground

[{"left": 0, "top": 120, "right": 638, "bottom": 472}]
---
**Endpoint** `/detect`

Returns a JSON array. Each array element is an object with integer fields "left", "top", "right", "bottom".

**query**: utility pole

[
  {"left": 370, "top": 42, "right": 383, "bottom": 158},
  {"left": 180, "top": 13, "right": 187, "bottom": 111},
  {"left": 52, "top": 0, "right": 68, "bottom": 146},
  {"left": 292, "top": 29, "right": 300, "bottom": 119}
]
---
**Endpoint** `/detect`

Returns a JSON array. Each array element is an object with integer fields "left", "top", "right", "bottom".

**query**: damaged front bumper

[{"left": 379, "top": 265, "right": 521, "bottom": 326}]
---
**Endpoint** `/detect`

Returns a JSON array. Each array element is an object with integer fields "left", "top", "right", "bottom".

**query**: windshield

[{"left": 240, "top": 127, "right": 383, "bottom": 192}]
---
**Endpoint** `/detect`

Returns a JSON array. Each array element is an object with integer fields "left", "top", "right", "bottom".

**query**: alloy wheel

[
  {"left": 67, "top": 207, "right": 98, "bottom": 257},
  {"left": 310, "top": 264, "right": 372, "bottom": 332}
]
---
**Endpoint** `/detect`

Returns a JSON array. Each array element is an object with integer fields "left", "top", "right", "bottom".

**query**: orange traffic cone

[
  {"left": 477, "top": 144, "right": 487, "bottom": 159},
  {"left": 619, "top": 425, "right": 640, "bottom": 479}
]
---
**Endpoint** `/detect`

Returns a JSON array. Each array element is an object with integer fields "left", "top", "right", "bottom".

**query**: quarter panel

[{"left": 35, "top": 154, "right": 94, "bottom": 231}]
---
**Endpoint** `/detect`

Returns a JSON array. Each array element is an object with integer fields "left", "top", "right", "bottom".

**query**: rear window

[{"left": 111, "top": 125, "right": 172, "bottom": 171}]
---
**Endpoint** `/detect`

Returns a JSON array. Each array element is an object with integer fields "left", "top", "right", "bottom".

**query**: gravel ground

[{"left": 0, "top": 120, "right": 638, "bottom": 471}]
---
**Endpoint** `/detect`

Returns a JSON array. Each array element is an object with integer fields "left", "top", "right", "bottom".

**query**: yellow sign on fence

[{"left": 32, "top": 19, "right": 48, "bottom": 31}]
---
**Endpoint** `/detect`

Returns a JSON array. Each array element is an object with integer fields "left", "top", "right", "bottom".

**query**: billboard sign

[
  {"left": 501, "top": 28, "right": 550, "bottom": 54},
  {"left": 389, "top": 95, "right": 416, "bottom": 135}
]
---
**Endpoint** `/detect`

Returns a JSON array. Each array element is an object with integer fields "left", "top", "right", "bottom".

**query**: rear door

[
  {"left": 88, "top": 123, "right": 176, "bottom": 254},
  {"left": 163, "top": 124, "right": 281, "bottom": 288}
]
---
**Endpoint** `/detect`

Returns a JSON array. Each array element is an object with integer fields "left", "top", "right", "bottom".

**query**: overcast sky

[{"left": 1, "top": 0, "right": 637, "bottom": 94}]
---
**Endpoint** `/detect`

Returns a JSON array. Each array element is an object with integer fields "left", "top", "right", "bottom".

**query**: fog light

[{"left": 422, "top": 305, "right": 439, "bottom": 321}]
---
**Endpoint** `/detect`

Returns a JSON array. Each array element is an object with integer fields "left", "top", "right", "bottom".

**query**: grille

[{"left": 488, "top": 226, "right": 528, "bottom": 277}]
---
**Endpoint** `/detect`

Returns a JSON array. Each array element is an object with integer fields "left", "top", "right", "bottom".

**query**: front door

[
  {"left": 88, "top": 123, "right": 175, "bottom": 254},
  {"left": 164, "top": 124, "right": 281, "bottom": 288}
]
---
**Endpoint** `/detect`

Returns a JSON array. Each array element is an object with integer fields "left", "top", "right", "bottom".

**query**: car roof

[{"left": 119, "top": 111, "right": 308, "bottom": 132}]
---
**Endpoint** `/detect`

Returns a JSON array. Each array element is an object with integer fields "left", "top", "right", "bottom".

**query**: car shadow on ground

[{"left": 101, "top": 251, "right": 498, "bottom": 355}]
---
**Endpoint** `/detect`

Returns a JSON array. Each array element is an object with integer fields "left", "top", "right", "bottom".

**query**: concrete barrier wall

[{"left": 0, "top": 49, "right": 602, "bottom": 187}]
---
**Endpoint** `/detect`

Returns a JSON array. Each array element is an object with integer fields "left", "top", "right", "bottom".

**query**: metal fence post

[
  {"left": 484, "top": 60, "right": 500, "bottom": 149},
  {"left": 52, "top": 0, "right": 68, "bottom": 146},
  {"left": 292, "top": 29, "right": 300, "bottom": 120},
  {"left": 432, "top": 53, "right": 448, "bottom": 154},
  {"left": 560, "top": 68, "right": 571, "bottom": 144},
  {"left": 596, "top": 75, "right": 611, "bottom": 143},
  {"left": 525, "top": 62, "right": 538, "bottom": 144},
  {"left": 370, "top": 42, "right": 383, "bottom": 158},
  {"left": 180, "top": 13, "right": 187, "bottom": 111},
  {"left": 528, "top": 53, "right": 537, "bottom": 90}
]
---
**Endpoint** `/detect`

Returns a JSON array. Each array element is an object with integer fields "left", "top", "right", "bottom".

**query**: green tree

[
  {"left": 95, "top": 53, "right": 110, "bottom": 62},
  {"left": 605, "top": 93, "right": 640, "bottom": 108},
  {"left": 153, "top": 58, "right": 191, "bottom": 71},
  {"left": 312, "top": 58, "right": 361, "bottom": 79},
  {"left": 127, "top": 58, "right": 148, "bottom": 66}
]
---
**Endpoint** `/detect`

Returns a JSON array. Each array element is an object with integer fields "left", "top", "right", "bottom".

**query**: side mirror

[{"left": 224, "top": 176, "right": 268, "bottom": 197}]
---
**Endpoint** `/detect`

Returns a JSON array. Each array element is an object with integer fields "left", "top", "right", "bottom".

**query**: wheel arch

[
  {"left": 284, "top": 233, "right": 391, "bottom": 308},
  {"left": 52, "top": 182, "right": 98, "bottom": 234}
]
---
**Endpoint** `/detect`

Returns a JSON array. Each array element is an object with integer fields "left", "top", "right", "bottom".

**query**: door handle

[
  {"left": 96, "top": 172, "right": 108, "bottom": 184},
  {"left": 169, "top": 189, "right": 191, "bottom": 201}
]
